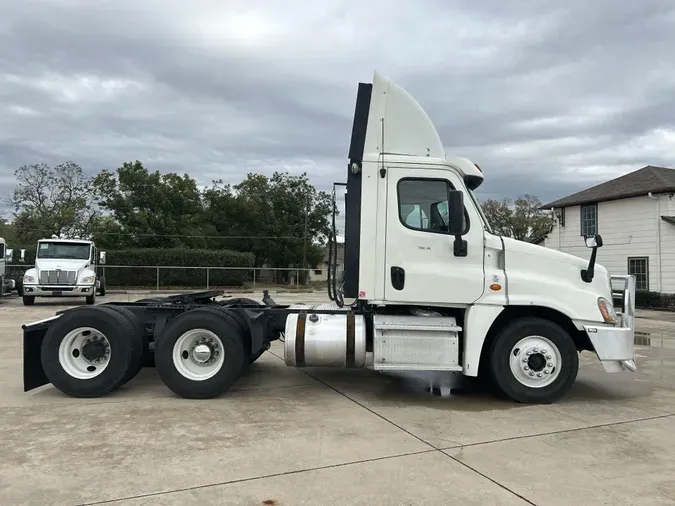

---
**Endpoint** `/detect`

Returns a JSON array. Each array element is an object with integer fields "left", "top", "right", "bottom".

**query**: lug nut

[
  {"left": 533, "top": 347, "right": 538, "bottom": 353},
  {"left": 548, "top": 362, "right": 553, "bottom": 368},
  {"left": 544, "top": 369, "right": 549, "bottom": 374},
  {"left": 541, "top": 349, "right": 547, "bottom": 355},
  {"left": 526, "top": 351, "right": 532, "bottom": 356},
  {"left": 529, "top": 372, "right": 535, "bottom": 377},
  {"left": 524, "top": 366, "right": 529, "bottom": 371},
  {"left": 547, "top": 355, "right": 552, "bottom": 360},
  {"left": 537, "top": 373, "right": 543, "bottom": 378}
]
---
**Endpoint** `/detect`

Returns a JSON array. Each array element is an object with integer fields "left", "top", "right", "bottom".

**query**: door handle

[{"left": 391, "top": 266, "right": 405, "bottom": 290}]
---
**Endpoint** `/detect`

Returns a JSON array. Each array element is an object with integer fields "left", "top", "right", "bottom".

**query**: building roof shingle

[{"left": 541, "top": 165, "right": 675, "bottom": 209}]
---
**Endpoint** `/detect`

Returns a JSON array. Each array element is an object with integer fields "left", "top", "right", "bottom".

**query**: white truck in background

[
  {"left": 21, "top": 71, "right": 636, "bottom": 405},
  {"left": 0, "top": 237, "right": 16, "bottom": 296},
  {"left": 19, "top": 236, "right": 107, "bottom": 306}
]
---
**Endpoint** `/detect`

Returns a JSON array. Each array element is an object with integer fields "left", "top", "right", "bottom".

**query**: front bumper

[
  {"left": 22, "top": 285, "right": 95, "bottom": 297},
  {"left": 583, "top": 274, "right": 637, "bottom": 373}
]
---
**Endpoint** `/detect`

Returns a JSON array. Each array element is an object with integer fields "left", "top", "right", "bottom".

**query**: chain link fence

[{"left": 6, "top": 264, "right": 340, "bottom": 292}]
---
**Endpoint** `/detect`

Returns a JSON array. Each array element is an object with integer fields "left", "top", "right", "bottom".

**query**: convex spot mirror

[{"left": 584, "top": 234, "right": 603, "bottom": 248}]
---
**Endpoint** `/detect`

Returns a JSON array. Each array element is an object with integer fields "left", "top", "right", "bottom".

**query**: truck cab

[{"left": 20, "top": 236, "right": 107, "bottom": 306}]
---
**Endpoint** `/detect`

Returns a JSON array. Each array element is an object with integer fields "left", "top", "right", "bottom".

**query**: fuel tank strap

[
  {"left": 295, "top": 312, "right": 307, "bottom": 367},
  {"left": 346, "top": 312, "right": 356, "bottom": 367}
]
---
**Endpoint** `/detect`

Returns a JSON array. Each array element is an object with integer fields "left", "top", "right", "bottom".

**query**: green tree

[
  {"left": 481, "top": 194, "right": 552, "bottom": 241},
  {"left": 202, "top": 172, "right": 332, "bottom": 280},
  {"left": 10, "top": 162, "right": 98, "bottom": 245},
  {"left": 92, "top": 161, "right": 206, "bottom": 248}
]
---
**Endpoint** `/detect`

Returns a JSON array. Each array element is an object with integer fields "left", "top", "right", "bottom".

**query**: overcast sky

[{"left": 2, "top": 0, "right": 674, "bottom": 217}]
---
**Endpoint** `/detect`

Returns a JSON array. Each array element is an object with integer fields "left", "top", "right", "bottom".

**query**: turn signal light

[{"left": 597, "top": 297, "right": 617, "bottom": 324}]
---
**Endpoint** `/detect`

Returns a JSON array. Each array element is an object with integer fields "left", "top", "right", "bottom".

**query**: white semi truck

[
  {"left": 21, "top": 71, "right": 636, "bottom": 404},
  {"left": 0, "top": 237, "right": 16, "bottom": 296},
  {"left": 19, "top": 236, "right": 107, "bottom": 306}
]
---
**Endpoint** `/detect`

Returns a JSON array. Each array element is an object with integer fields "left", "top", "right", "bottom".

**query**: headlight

[
  {"left": 80, "top": 276, "right": 95, "bottom": 284},
  {"left": 23, "top": 275, "right": 35, "bottom": 283},
  {"left": 597, "top": 297, "right": 617, "bottom": 324}
]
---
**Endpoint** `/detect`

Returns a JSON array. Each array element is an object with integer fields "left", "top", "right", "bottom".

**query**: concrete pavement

[{"left": 0, "top": 292, "right": 674, "bottom": 505}]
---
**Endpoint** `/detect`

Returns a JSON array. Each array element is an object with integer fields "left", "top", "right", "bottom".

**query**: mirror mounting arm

[
  {"left": 453, "top": 236, "right": 467, "bottom": 257},
  {"left": 581, "top": 247, "right": 598, "bottom": 282}
]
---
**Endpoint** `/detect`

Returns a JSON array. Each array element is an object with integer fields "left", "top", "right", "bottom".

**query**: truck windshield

[
  {"left": 468, "top": 189, "right": 493, "bottom": 234},
  {"left": 37, "top": 242, "right": 91, "bottom": 260}
]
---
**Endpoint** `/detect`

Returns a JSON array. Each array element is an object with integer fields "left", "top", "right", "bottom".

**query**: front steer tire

[
  {"left": 98, "top": 276, "right": 106, "bottom": 296},
  {"left": 155, "top": 308, "right": 246, "bottom": 399},
  {"left": 23, "top": 295, "right": 35, "bottom": 306},
  {"left": 40, "top": 306, "right": 143, "bottom": 398},
  {"left": 487, "top": 317, "right": 579, "bottom": 404},
  {"left": 85, "top": 291, "right": 96, "bottom": 305}
]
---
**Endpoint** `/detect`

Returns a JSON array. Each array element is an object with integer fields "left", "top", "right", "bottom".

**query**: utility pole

[{"left": 302, "top": 191, "right": 309, "bottom": 284}]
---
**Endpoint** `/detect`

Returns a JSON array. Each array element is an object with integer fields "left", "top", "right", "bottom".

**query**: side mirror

[
  {"left": 5, "top": 249, "right": 12, "bottom": 262},
  {"left": 584, "top": 234, "right": 603, "bottom": 248},
  {"left": 19, "top": 249, "right": 26, "bottom": 263},
  {"left": 447, "top": 190, "right": 465, "bottom": 236},
  {"left": 447, "top": 190, "right": 467, "bottom": 257},
  {"left": 99, "top": 251, "right": 106, "bottom": 265}
]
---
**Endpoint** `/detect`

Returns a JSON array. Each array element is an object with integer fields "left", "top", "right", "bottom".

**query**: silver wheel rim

[
  {"left": 509, "top": 336, "right": 562, "bottom": 388},
  {"left": 172, "top": 329, "right": 224, "bottom": 381},
  {"left": 58, "top": 327, "right": 111, "bottom": 379}
]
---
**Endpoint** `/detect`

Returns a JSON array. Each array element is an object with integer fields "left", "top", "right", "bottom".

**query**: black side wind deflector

[{"left": 342, "top": 82, "right": 372, "bottom": 300}]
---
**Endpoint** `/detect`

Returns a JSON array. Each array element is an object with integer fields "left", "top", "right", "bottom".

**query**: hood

[
  {"left": 35, "top": 258, "right": 92, "bottom": 272},
  {"left": 500, "top": 236, "right": 607, "bottom": 275},
  {"left": 495, "top": 235, "right": 613, "bottom": 323}
]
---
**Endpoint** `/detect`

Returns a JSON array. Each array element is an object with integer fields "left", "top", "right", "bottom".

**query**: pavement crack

[
  {"left": 438, "top": 411, "right": 675, "bottom": 451},
  {"left": 77, "top": 449, "right": 438, "bottom": 505},
  {"left": 441, "top": 451, "right": 538, "bottom": 506},
  {"left": 294, "top": 367, "right": 440, "bottom": 450},
  {"left": 268, "top": 349, "right": 457, "bottom": 449}
]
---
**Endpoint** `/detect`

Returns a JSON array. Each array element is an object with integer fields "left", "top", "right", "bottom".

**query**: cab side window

[{"left": 397, "top": 179, "right": 468, "bottom": 234}]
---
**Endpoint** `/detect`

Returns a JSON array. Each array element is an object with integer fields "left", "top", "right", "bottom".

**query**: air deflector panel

[{"left": 344, "top": 82, "right": 372, "bottom": 299}]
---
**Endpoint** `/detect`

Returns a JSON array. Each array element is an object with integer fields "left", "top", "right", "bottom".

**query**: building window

[
  {"left": 580, "top": 203, "right": 597, "bottom": 236},
  {"left": 397, "top": 178, "right": 468, "bottom": 234},
  {"left": 627, "top": 257, "right": 649, "bottom": 291}
]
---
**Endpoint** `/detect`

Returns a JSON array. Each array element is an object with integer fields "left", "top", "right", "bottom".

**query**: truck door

[{"left": 384, "top": 167, "right": 485, "bottom": 305}]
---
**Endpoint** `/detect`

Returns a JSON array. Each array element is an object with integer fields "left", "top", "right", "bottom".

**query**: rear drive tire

[
  {"left": 488, "top": 317, "right": 579, "bottom": 404},
  {"left": 86, "top": 291, "right": 96, "bottom": 305},
  {"left": 23, "top": 295, "right": 35, "bottom": 306},
  {"left": 155, "top": 309, "right": 246, "bottom": 399},
  {"left": 103, "top": 305, "right": 147, "bottom": 385},
  {"left": 40, "top": 306, "right": 141, "bottom": 397},
  {"left": 201, "top": 306, "right": 257, "bottom": 370},
  {"left": 220, "top": 297, "right": 262, "bottom": 308}
]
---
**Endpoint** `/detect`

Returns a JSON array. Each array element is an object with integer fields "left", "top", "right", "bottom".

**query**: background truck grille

[{"left": 39, "top": 270, "right": 77, "bottom": 285}]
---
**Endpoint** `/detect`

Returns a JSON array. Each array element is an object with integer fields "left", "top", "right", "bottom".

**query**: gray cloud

[{"left": 1, "top": 0, "right": 674, "bottom": 220}]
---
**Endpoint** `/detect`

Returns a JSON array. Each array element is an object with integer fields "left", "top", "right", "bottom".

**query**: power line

[{"left": 2, "top": 227, "right": 313, "bottom": 241}]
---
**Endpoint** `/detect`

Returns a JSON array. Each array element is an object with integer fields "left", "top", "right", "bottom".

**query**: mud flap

[{"left": 23, "top": 316, "right": 60, "bottom": 391}]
